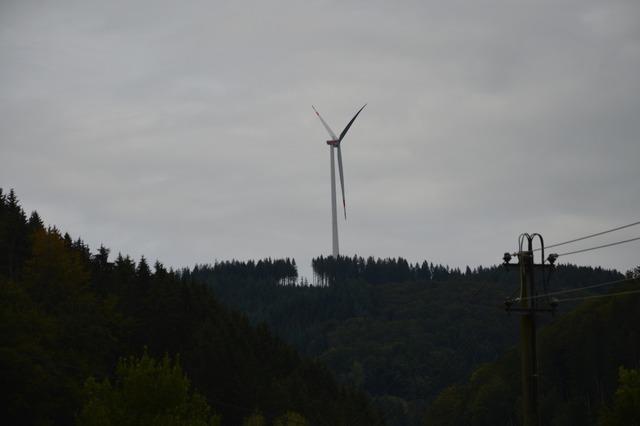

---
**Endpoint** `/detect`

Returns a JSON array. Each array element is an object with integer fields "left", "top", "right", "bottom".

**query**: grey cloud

[{"left": 1, "top": 0, "right": 639, "bottom": 278}]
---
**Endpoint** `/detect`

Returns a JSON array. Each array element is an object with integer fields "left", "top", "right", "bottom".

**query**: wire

[
  {"left": 534, "top": 220, "right": 640, "bottom": 251},
  {"left": 555, "top": 235, "right": 640, "bottom": 257},
  {"left": 516, "top": 277, "right": 639, "bottom": 301},
  {"left": 557, "top": 288, "right": 640, "bottom": 303}
]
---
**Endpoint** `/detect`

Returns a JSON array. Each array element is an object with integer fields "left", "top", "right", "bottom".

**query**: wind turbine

[{"left": 312, "top": 104, "right": 366, "bottom": 258}]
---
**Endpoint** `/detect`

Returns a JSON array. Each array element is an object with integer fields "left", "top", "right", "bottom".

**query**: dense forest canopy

[
  {"left": 188, "top": 255, "right": 625, "bottom": 425},
  {"left": 425, "top": 279, "right": 640, "bottom": 425},
  {"left": 0, "top": 188, "right": 382, "bottom": 426},
  {"left": 3, "top": 186, "right": 637, "bottom": 425}
]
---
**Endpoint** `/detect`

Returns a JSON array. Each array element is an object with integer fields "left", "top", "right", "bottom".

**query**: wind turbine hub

[{"left": 326, "top": 140, "right": 339, "bottom": 146}]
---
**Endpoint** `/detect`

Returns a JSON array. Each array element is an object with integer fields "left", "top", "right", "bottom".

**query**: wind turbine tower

[{"left": 313, "top": 104, "right": 366, "bottom": 258}]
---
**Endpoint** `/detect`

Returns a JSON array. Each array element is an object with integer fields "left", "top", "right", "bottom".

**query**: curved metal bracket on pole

[{"left": 503, "top": 232, "right": 558, "bottom": 426}]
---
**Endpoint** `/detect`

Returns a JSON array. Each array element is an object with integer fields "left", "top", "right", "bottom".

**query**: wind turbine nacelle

[{"left": 326, "top": 140, "right": 339, "bottom": 146}]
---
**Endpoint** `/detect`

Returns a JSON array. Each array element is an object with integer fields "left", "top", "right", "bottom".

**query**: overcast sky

[{"left": 1, "top": 0, "right": 639, "bottom": 279}]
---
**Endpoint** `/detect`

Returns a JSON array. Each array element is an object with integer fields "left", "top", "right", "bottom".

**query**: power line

[
  {"left": 535, "top": 220, "right": 640, "bottom": 251},
  {"left": 556, "top": 288, "right": 640, "bottom": 303},
  {"left": 556, "top": 235, "right": 640, "bottom": 257},
  {"left": 517, "top": 277, "right": 639, "bottom": 301}
]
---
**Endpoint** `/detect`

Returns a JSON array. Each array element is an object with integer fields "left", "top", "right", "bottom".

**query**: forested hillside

[
  {"left": 4, "top": 185, "right": 633, "bottom": 426},
  {"left": 187, "top": 257, "right": 623, "bottom": 425},
  {"left": 425, "top": 275, "right": 640, "bottom": 425},
  {"left": 0, "top": 188, "right": 382, "bottom": 426}
]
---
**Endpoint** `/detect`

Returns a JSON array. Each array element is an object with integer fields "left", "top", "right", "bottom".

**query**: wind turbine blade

[
  {"left": 312, "top": 105, "right": 338, "bottom": 140},
  {"left": 338, "top": 103, "right": 367, "bottom": 142},
  {"left": 337, "top": 145, "right": 346, "bottom": 220}
]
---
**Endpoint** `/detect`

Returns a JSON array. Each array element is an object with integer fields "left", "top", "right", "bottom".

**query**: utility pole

[{"left": 503, "top": 233, "right": 557, "bottom": 426}]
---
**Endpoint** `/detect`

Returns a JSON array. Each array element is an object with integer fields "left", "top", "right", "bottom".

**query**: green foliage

[
  {"left": 0, "top": 188, "right": 383, "bottom": 426},
  {"left": 374, "top": 395, "right": 410, "bottom": 426},
  {"left": 242, "top": 413, "right": 267, "bottom": 426},
  {"left": 427, "top": 285, "right": 640, "bottom": 425},
  {"left": 424, "top": 384, "right": 471, "bottom": 426},
  {"left": 4, "top": 187, "right": 628, "bottom": 426},
  {"left": 272, "top": 411, "right": 308, "bottom": 426},
  {"left": 467, "top": 365, "right": 514, "bottom": 426},
  {"left": 191, "top": 256, "right": 623, "bottom": 426},
  {"left": 598, "top": 367, "right": 640, "bottom": 426},
  {"left": 78, "top": 352, "right": 220, "bottom": 426},
  {"left": 0, "top": 222, "right": 124, "bottom": 424},
  {"left": 0, "top": 278, "right": 58, "bottom": 424},
  {"left": 0, "top": 189, "right": 29, "bottom": 279}
]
